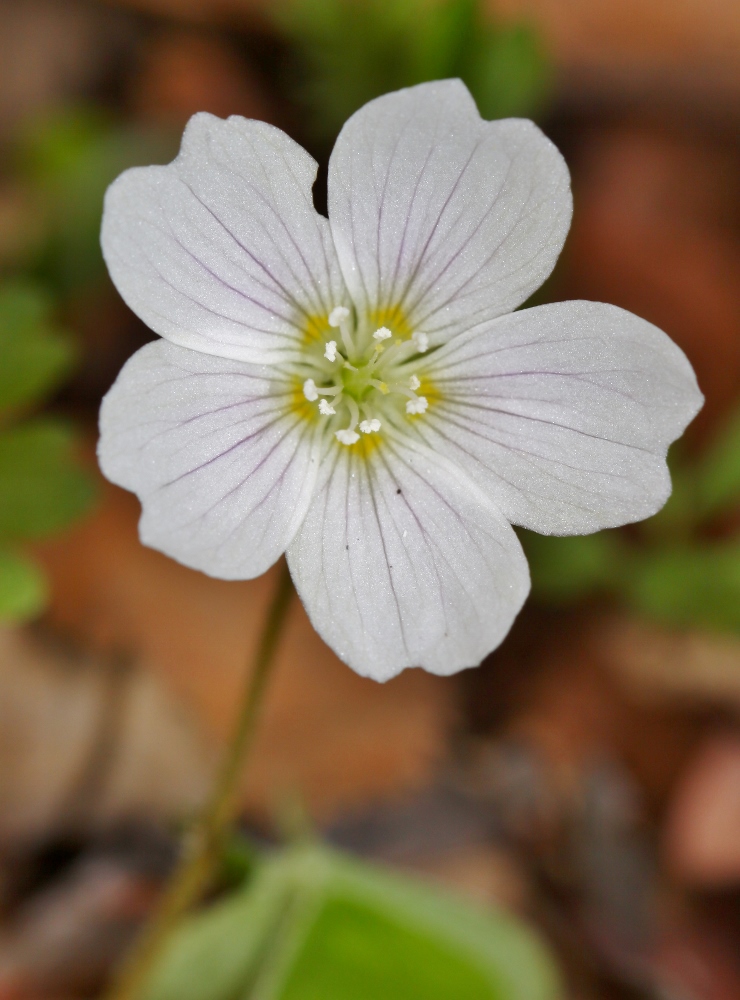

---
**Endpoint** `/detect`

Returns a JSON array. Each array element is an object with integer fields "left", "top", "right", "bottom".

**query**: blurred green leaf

[
  {"left": 692, "top": 403, "right": 740, "bottom": 520},
  {"left": 520, "top": 529, "right": 625, "bottom": 603},
  {"left": 0, "top": 548, "right": 47, "bottom": 622},
  {"left": 0, "top": 419, "right": 96, "bottom": 541},
  {"left": 406, "top": 0, "right": 478, "bottom": 82},
  {"left": 15, "top": 108, "right": 176, "bottom": 296},
  {"left": 625, "top": 545, "right": 740, "bottom": 632},
  {"left": 274, "top": 0, "right": 423, "bottom": 141},
  {"left": 145, "top": 843, "right": 560, "bottom": 1000},
  {"left": 144, "top": 859, "right": 293, "bottom": 1000},
  {"left": 219, "top": 832, "right": 260, "bottom": 888},
  {"left": 0, "top": 281, "right": 75, "bottom": 420},
  {"left": 273, "top": 0, "right": 551, "bottom": 143},
  {"left": 638, "top": 448, "right": 698, "bottom": 543},
  {"left": 464, "top": 22, "right": 550, "bottom": 121}
]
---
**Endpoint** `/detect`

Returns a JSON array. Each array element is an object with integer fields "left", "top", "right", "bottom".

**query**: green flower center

[{"left": 298, "top": 305, "right": 431, "bottom": 446}]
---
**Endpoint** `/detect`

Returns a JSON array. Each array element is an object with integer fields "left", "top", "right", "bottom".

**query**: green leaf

[
  {"left": 274, "top": 0, "right": 422, "bottom": 141},
  {"left": 0, "top": 548, "right": 47, "bottom": 622},
  {"left": 16, "top": 108, "right": 176, "bottom": 295},
  {"left": 144, "top": 861, "right": 295, "bottom": 1000},
  {"left": 272, "top": 0, "right": 552, "bottom": 144},
  {"left": 145, "top": 844, "right": 560, "bottom": 1000},
  {"left": 219, "top": 832, "right": 260, "bottom": 888},
  {"left": 0, "top": 419, "right": 96, "bottom": 541},
  {"left": 638, "top": 450, "right": 698, "bottom": 542},
  {"left": 464, "top": 22, "right": 551, "bottom": 121},
  {"left": 407, "top": 0, "right": 478, "bottom": 82},
  {"left": 0, "top": 281, "right": 75, "bottom": 419},
  {"left": 692, "top": 403, "right": 740, "bottom": 520},
  {"left": 625, "top": 545, "right": 740, "bottom": 633},
  {"left": 520, "top": 529, "right": 625, "bottom": 604}
]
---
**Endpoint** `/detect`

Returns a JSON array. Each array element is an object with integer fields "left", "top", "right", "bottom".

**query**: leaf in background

[
  {"left": 15, "top": 108, "right": 176, "bottom": 296},
  {"left": 406, "top": 0, "right": 478, "bottom": 83},
  {"left": 0, "top": 281, "right": 75, "bottom": 420},
  {"left": 273, "top": 0, "right": 551, "bottom": 144},
  {"left": 0, "top": 548, "right": 47, "bottom": 623},
  {"left": 691, "top": 403, "right": 740, "bottom": 520},
  {"left": 638, "top": 446, "right": 698, "bottom": 543},
  {"left": 0, "top": 419, "right": 96, "bottom": 541},
  {"left": 273, "top": 0, "right": 418, "bottom": 143},
  {"left": 219, "top": 832, "right": 260, "bottom": 889},
  {"left": 463, "top": 21, "right": 551, "bottom": 121},
  {"left": 625, "top": 545, "right": 740, "bottom": 633},
  {"left": 144, "top": 860, "right": 294, "bottom": 1000},
  {"left": 145, "top": 843, "right": 560, "bottom": 1000},
  {"left": 520, "top": 529, "right": 625, "bottom": 604}
]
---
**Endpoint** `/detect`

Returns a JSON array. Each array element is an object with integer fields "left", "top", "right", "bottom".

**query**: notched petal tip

[
  {"left": 101, "top": 107, "right": 347, "bottom": 366},
  {"left": 328, "top": 78, "right": 573, "bottom": 347}
]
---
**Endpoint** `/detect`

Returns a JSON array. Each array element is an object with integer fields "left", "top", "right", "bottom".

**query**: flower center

[{"left": 297, "top": 305, "right": 430, "bottom": 446}]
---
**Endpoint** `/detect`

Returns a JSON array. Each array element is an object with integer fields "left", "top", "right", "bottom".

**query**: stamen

[
  {"left": 302, "top": 307, "right": 432, "bottom": 447},
  {"left": 335, "top": 429, "right": 360, "bottom": 445},
  {"left": 346, "top": 396, "right": 360, "bottom": 429},
  {"left": 328, "top": 306, "right": 349, "bottom": 327},
  {"left": 371, "top": 334, "right": 420, "bottom": 369},
  {"left": 386, "top": 383, "right": 416, "bottom": 399},
  {"left": 329, "top": 304, "right": 354, "bottom": 355},
  {"left": 406, "top": 396, "right": 428, "bottom": 415},
  {"left": 335, "top": 396, "right": 361, "bottom": 445}
]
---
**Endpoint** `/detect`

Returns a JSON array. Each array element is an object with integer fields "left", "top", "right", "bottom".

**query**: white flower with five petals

[{"left": 98, "top": 80, "right": 702, "bottom": 681}]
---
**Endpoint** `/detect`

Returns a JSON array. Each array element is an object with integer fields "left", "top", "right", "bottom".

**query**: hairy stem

[{"left": 103, "top": 562, "right": 294, "bottom": 1000}]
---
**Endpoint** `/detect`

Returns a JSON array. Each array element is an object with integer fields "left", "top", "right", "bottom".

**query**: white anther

[
  {"left": 329, "top": 305, "right": 355, "bottom": 355},
  {"left": 329, "top": 306, "right": 350, "bottom": 328},
  {"left": 406, "top": 396, "right": 428, "bottom": 415},
  {"left": 408, "top": 374, "right": 421, "bottom": 390},
  {"left": 319, "top": 399, "right": 336, "bottom": 415},
  {"left": 373, "top": 327, "right": 392, "bottom": 341},
  {"left": 359, "top": 418, "right": 381, "bottom": 434},
  {"left": 335, "top": 428, "right": 360, "bottom": 445},
  {"left": 412, "top": 331, "right": 429, "bottom": 353},
  {"left": 303, "top": 378, "right": 318, "bottom": 401},
  {"left": 324, "top": 340, "right": 338, "bottom": 362}
]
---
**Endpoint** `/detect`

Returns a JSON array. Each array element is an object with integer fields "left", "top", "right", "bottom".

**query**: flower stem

[{"left": 103, "top": 561, "right": 294, "bottom": 1000}]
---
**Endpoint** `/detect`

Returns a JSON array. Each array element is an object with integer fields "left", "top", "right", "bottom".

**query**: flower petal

[
  {"left": 98, "top": 340, "right": 322, "bottom": 579},
  {"left": 415, "top": 300, "right": 704, "bottom": 534},
  {"left": 102, "top": 113, "right": 347, "bottom": 365},
  {"left": 287, "top": 433, "right": 530, "bottom": 680},
  {"left": 328, "top": 79, "right": 571, "bottom": 343}
]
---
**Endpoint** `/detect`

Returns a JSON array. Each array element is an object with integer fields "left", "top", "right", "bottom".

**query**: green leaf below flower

[{"left": 143, "top": 843, "right": 560, "bottom": 1000}]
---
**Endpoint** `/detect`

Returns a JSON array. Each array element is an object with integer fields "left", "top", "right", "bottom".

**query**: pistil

[{"left": 300, "top": 308, "right": 432, "bottom": 446}]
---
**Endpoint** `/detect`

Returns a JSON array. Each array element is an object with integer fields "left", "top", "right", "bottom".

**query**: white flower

[{"left": 98, "top": 80, "right": 702, "bottom": 682}]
